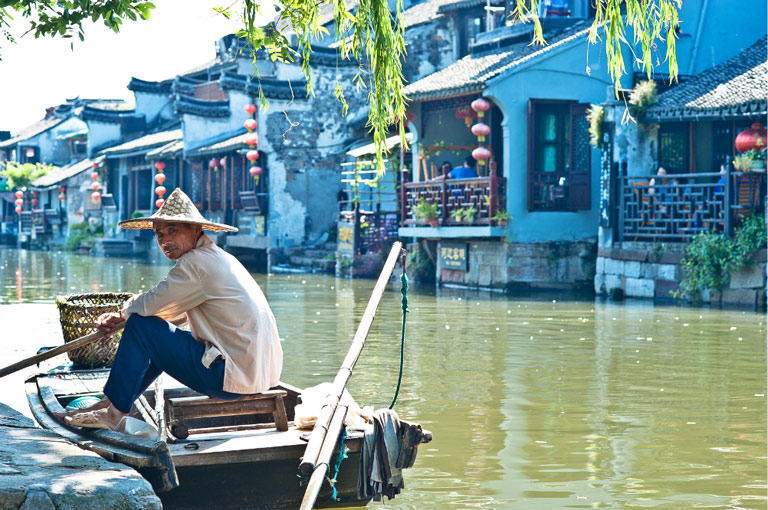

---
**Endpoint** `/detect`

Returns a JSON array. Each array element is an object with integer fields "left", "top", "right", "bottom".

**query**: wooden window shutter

[
  {"left": 526, "top": 100, "right": 536, "bottom": 211},
  {"left": 568, "top": 102, "right": 591, "bottom": 210}
]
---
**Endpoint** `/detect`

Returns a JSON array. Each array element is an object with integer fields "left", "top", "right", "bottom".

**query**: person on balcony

[
  {"left": 449, "top": 157, "right": 478, "bottom": 179},
  {"left": 649, "top": 166, "right": 679, "bottom": 215},
  {"left": 57, "top": 188, "right": 284, "bottom": 430}
]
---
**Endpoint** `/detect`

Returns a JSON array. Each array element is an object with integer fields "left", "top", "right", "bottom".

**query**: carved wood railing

[
  {"left": 401, "top": 172, "right": 507, "bottom": 227},
  {"left": 617, "top": 170, "right": 765, "bottom": 243}
]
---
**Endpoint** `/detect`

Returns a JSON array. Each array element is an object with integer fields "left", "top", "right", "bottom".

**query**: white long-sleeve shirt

[{"left": 120, "top": 234, "right": 283, "bottom": 394}]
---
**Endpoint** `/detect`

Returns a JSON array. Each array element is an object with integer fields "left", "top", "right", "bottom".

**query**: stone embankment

[{"left": 0, "top": 402, "right": 161, "bottom": 510}]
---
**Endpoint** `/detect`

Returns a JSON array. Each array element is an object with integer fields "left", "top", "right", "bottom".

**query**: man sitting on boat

[{"left": 58, "top": 188, "right": 283, "bottom": 430}]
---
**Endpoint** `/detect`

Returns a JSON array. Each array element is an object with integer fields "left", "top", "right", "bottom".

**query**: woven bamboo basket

[{"left": 55, "top": 293, "right": 133, "bottom": 368}]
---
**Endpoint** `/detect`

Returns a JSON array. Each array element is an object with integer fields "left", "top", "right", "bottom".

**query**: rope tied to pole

[{"left": 389, "top": 251, "right": 409, "bottom": 410}]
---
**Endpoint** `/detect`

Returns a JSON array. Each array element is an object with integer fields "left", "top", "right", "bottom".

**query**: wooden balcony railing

[
  {"left": 401, "top": 170, "right": 507, "bottom": 227},
  {"left": 617, "top": 169, "right": 766, "bottom": 243}
]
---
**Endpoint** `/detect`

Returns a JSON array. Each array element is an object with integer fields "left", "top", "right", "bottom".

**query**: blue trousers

[{"left": 103, "top": 314, "right": 244, "bottom": 414}]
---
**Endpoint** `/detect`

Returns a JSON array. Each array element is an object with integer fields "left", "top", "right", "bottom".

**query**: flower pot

[
  {"left": 495, "top": 219, "right": 507, "bottom": 227},
  {"left": 428, "top": 218, "right": 439, "bottom": 228},
  {"left": 750, "top": 160, "right": 766, "bottom": 172}
]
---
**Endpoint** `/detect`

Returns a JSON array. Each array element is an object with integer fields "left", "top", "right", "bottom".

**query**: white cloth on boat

[
  {"left": 115, "top": 416, "right": 159, "bottom": 440},
  {"left": 120, "top": 234, "right": 283, "bottom": 395},
  {"left": 294, "top": 383, "right": 372, "bottom": 430},
  {"left": 358, "top": 408, "right": 404, "bottom": 501}
]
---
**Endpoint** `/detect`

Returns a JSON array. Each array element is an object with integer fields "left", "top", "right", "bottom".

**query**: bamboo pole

[
  {"left": 298, "top": 242, "right": 402, "bottom": 476},
  {"left": 0, "top": 323, "right": 125, "bottom": 379},
  {"left": 298, "top": 404, "right": 349, "bottom": 510}
]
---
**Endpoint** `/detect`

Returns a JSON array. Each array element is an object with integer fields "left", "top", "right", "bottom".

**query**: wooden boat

[{"left": 26, "top": 367, "right": 368, "bottom": 509}]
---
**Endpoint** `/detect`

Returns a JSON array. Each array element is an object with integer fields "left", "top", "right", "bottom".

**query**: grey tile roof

[
  {"left": 0, "top": 116, "right": 67, "bottom": 149},
  {"left": 402, "top": 0, "right": 464, "bottom": 29},
  {"left": 101, "top": 128, "right": 183, "bottom": 157},
  {"left": 186, "top": 130, "right": 251, "bottom": 157},
  {"left": 644, "top": 37, "right": 767, "bottom": 121},
  {"left": 147, "top": 139, "right": 184, "bottom": 159},
  {"left": 404, "top": 21, "right": 593, "bottom": 100},
  {"left": 30, "top": 156, "right": 103, "bottom": 188}
]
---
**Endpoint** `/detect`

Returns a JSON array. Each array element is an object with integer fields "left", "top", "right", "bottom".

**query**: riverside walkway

[{"left": 0, "top": 402, "right": 161, "bottom": 510}]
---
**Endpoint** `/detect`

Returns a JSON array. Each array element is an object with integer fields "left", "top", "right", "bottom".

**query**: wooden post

[
  {"left": 298, "top": 242, "right": 402, "bottom": 476},
  {"left": 489, "top": 160, "right": 498, "bottom": 224},
  {"left": 617, "top": 161, "right": 626, "bottom": 243},
  {"left": 725, "top": 160, "right": 733, "bottom": 237},
  {"left": 441, "top": 166, "right": 449, "bottom": 225},
  {"left": 400, "top": 166, "right": 409, "bottom": 224},
  {"left": 298, "top": 404, "right": 349, "bottom": 510}
]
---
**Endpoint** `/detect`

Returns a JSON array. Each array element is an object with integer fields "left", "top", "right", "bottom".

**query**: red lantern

[
  {"left": 15, "top": 206, "right": 22, "bottom": 214},
  {"left": 246, "top": 150, "right": 259, "bottom": 162},
  {"left": 59, "top": 185, "right": 66, "bottom": 193},
  {"left": 59, "top": 193, "right": 66, "bottom": 201},
  {"left": 735, "top": 123, "right": 767, "bottom": 154},
  {"left": 154, "top": 173, "right": 167, "bottom": 184},
  {"left": 31, "top": 198, "right": 39, "bottom": 207},
  {"left": 91, "top": 172, "right": 99, "bottom": 180},
  {"left": 92, "top": 162, "right": 100, "bottom": 169},
  {"left": 219, "top": 157, "right": 227, "bottom": 168},
  {"left": 244, "top": 104, "right": 257, "bottom": 115},
  {"left": 14, "top": 190, "right": 23, "bottom": 199},
  {"left": 471, "top": 122, "right": 490, "bottom": 142},
  {"left": 156, "top": 198, "right": 165, "bottom": 208},
  {"left": 155, "top": 161, "right": 166, "bottom": 171},
  {"left": 155, "top": 185, "right": 167, "bottom": 197},
  {"left": 244, "top": 119, "right": 257, "bottom": 131},
  {"left": 31, "top": 190, "right": 38, "bottom": 197},
  {"left": 471, "top": 98, "right": 490, "bottom": 113},
  {"left": 245, "top": 133, "right": 259, "bottom": 146},
  {"left": 249, "top": 166, "right": 263, "bottom": 176},
  {"left": 91, "top": 191, "right": 101, "bottom": 201},
  {"left": 209, "top": 158, "right": 219, "bottom": 169},
  {"left": 91, "top": 181, "right": 100, "bottom": 191},
  {"left": 472, "top": 146, "right": 492, "bottom": 163},
  {"left": 15, "top": 198, "right": 23, "bottom": 206}
]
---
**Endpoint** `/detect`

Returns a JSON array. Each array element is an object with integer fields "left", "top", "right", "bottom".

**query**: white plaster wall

[
  {"left": 134, "top": 91, "right": 174, "bottom": 125},
  {"left": 87, "top": 121, "right": 123, "bottom": 157}
]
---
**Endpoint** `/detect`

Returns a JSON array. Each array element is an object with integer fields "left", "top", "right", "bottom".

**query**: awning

[{"left": 346, "top": 133, "right": 413, "bottom": 158}]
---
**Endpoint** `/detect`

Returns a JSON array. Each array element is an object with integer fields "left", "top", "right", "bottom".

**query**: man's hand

[{"left": 97, "top": 313, "right": 124, "bottom": 334}]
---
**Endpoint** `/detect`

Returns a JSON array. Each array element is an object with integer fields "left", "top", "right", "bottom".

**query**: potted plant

[
  {"left": 413, "top": 198, "right": 439, "bottom": 228},
  {"left": 463, "top": 205, "right": 477, "bottom": 224},
  {"left": 745, "top": 149, "right": 766, "bottom": 172},
  {"left": 450, "top": 207, "right": 465, "bottom": 223},
  {"left": 491, "top": 209, "right": 511, "bottom": 227},
  {"left": 733, "top": 154, "right": 752, "bottom": 172}
]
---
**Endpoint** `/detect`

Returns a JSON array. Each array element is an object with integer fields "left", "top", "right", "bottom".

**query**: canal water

[{"left": 0, "top": 248, "right": 765, "bottom": 509}]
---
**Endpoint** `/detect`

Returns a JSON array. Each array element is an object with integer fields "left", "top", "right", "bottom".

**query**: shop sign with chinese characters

[
  {"left": 439, "top": 242, "right": 468, "bottom": 271},
  {"left": 337, "top": 220, "right": 356, "bottom": 254}
]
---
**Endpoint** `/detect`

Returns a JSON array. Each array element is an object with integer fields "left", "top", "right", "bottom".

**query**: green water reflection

[{"left": 0, "top": 248, "right": 765, "bottom": 509}]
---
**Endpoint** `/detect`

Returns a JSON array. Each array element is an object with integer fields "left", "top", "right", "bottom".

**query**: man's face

[{"left": 153, "top": 222, "right": 202, "bottom": 260}]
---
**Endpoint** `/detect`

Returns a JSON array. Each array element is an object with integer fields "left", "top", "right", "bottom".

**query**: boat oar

[
  {"left": 0, "top": 322, "right": 125, "bottom": 379},
  {"left": 298, "top": 241, "right": 402, "bottom": 509}
]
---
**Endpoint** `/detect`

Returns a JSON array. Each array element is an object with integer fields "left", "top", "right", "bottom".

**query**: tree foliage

[
  {"left": 2, "top": 0, "right": 682, "bottom": 171},
  {"left": 0, "top": 161, "right": 55, "bottom": 189},
  {"left": 512, "top": 0, "right": 681, "bottom": 92}
]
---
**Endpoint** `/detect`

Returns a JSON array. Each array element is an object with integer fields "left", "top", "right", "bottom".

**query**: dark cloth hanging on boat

[{"left": 357, "top": 409, "right": 430, "bottom": 501}]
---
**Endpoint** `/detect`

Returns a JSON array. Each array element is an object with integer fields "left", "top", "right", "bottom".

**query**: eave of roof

[
  {"left": 0, "top": 116, "right": 67, "bottom": 149},
  {"left": 101, "top": 128, "right": 183, "bottom": 158},
  {"left": 404, "top": 21, "right": 592, "bottom": 101},
  {"left": 30, "top": 156, "right": 104, "bottom": 188},
  {"left": 185, "top": 130, "right": 250, "bottom": 158},
  {"left": 643, "top": 37, "right": 768, "bottom": 122}
]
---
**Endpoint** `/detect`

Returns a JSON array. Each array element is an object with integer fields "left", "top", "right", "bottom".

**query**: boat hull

[{"left": 26, "top": 368, "right": 368, "bottom": 509}]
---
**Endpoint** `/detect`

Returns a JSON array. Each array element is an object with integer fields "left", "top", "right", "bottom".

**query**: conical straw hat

[{"left": 118, "top": 188, "right": 238, "bottom": 233}]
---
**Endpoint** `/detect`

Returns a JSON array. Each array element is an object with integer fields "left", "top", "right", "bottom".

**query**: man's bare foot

[
  {"left": 65, "top": 405, "right": 126, "bottom": 431},
  {"left": 54, "top": 397, "right": 112, "bottom": 422}
]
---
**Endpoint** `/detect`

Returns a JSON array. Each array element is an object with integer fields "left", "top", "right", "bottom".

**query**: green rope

[
  {"left": 389, "top": 270, "right": 408, "bottom": 409},
  {"left": 327, "top": 424, "right": 349, "bottom": 502}
]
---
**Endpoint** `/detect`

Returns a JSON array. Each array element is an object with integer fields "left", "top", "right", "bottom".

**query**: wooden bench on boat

[{"left": 168, "top": 389, "right": 289, "bottom": 439}]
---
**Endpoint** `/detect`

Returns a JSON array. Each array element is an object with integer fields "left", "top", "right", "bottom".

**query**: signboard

[
  {"left": 337, "top": 220, "right": 356, "bottom": 255},
  {"left": 253, "top": 215, "right": 266, "bottom": 236},
  {"left": 439, "top": 242, "right": 468, "bottom": 271},
  {"left": 599, "top": 124, "right": 614, "bottom": 227}
]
